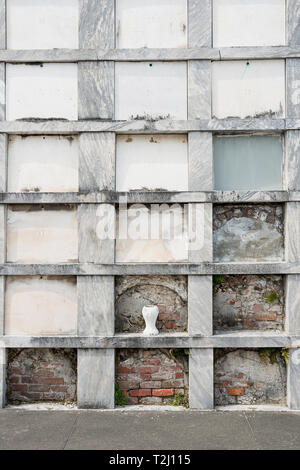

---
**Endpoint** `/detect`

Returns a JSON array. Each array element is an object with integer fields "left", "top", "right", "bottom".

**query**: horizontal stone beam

[
  {"left": 0, "top": 190, "right": 291, "bottom": 204},
  {"left": 0, "top": 262, "right": 298, "bottom": 276},
  {"left": 0, "top": 119, "right": 287, "bottom": 134},
  {"left": 0, "top": 46, "right": 300, "bottom": 62},
  {"left": 0, "top": 333, "right": 295, "bottom": 349}
]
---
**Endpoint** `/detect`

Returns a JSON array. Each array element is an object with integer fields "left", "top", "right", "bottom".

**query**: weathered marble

[
  {"left": 0, "top": 63, "right": 4, "bottom": 121},
  {"left": 0, "top": 205, "right": 5, "bottom": 264},
  {"left": 0, "top": 348, "right": 6, "bottom": 408},
  {"left": 188, "top": 276, "right": 212, "bottom": 336},
  {"left": 286, "top": 131, "right": 300, "bottom": 190},
  {"left": 79, "top": 0, "right": 114, "bottom": 49},
  {"left": 188, "top": 132, "right": 212, "bottom": 191},
  {"left": 78, "top": 276, "right": 114, "bottom": 335},
  {"left": 188, "top": 0, "right": 211, "bottom": 47},
  {"left": 0, "top": 276, "right": 4, "bottom": 336},
  {"left": 0, "top": 332, "right": 293, "bottom": 349},
  {"left": 189, "top": 348, "right": 213, "bottom": 409},
  {"left": 286, "top": 275, "right": 300, "bottom": 335},
  {"left": 0, "top": 0, "right": 5, "bottom": 49},
  {"left": 78, "top": 204, "right": 115, "bottom": 263},
  {"left": 188, "top": 61, "right": 211, "bottom": 119},
  {"left": 189, "top": 203, "right": 212, "bottom": 263},
  {"left": 286, "top": 202, "right": 300, "bottom": 262},
  {"left": 286, "top": 59, "right": 300, "bottom": 118},
  {"left": 288, "top": 348, "right": 300, "bottom": 409},
  {"left": 288, "top": 0, "right": 300, "bottom": 46},
  {"left": 0, "top": 118, "right": 288, "bottom": 135},
  {"left": 77, "top": 349, "right": 115, "bottom": 408},
  {"left": 79, "top": 133, "right": 115, "bottom": 192},
  {"left": 78, "top": 62, "right": 114, "bottom": 120},
  {"left": 0, "top": 133, "right": 7, "bottom": 192}
]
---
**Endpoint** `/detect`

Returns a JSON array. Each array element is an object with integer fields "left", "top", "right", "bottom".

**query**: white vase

[{"left": 142, "top": 305, "right": 159, "bottom": 336}]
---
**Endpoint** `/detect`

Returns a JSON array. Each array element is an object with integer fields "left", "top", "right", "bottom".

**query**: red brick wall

[
  {"left": 7, "top": 349, "right": 77, "bottom": 404},
  {"left": 116, "top": 349, "right": 189, "bottom": 405}
]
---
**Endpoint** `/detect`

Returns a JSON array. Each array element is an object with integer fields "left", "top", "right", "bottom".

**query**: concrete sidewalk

[{"left": 0, "top": 409, "right": 300, "bottom": 450}]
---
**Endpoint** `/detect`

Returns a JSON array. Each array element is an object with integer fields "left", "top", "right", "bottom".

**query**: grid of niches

[{"left": 0, "top": 0, "right": 300, "bottom": 410}]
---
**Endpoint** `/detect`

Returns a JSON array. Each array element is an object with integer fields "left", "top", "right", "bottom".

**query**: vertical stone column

[
  {"left": 287, "top": 0, "right": 300, "bottom": 46},
  {"left": 188, "top": 276, "right": 212, "bottom": 336},
  {"left": 287, "top": 349, "right": 300, "bottom": 410},
  {"left": 188, "top": 203, "right": 212, "bottom": 263},
  {"left": 286, "top": 60, "right": 300, "bottom": 119},
  {"left": 79, "top": 0, "right": 115, "bottom": 49},
  {"left": 188, "top": 61, "right": 211, "bottom": 120},
  {"left": 189, "top": 348, "right": 214, "bottom": 409},
  {"left": 188, "top": 132, "right": 213, "bottom": 192},
  {"left": 188, "top": 0, "right": 212, "bottom": 48},
  {"left": 0, "top": 348, "right": 6, "bottom": 408},
  {"left": 77, "top": 349, "right": 115, "bottom": 409}
]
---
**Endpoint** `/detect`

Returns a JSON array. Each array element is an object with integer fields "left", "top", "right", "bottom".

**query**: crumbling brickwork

[
  {"left": 213, "top": 204, "right": 284, "bottom": 262},
  {"left": 7, "top": 349, "right": 77, "bottom": 404},
  {"left": 213, "top": 275, "right": 284, "bottom": 332},
  {"left": 116, "top": 348, "right": 189, "bottom": 405},
  {"left": 214, "top": 349, "right": 287, "bottom": 406},
  {"left": 115, "top": 276, "right": 188, "bottom": 333}
]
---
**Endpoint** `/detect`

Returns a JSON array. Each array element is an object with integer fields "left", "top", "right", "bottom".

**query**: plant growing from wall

[
  {"left": 115, "top": 384, "right": 129, "bottom": 407},
  {"left": 214, "top": 275, "right": 225, "bottom": 284},
  {"left": 265, "top": 290, "right": 281, "bottom": 303},
  {"left": 168, "top": 348, "right": 190, "bottom": 360},
  {"left": 168, "top": 392, "right": 189, "bottom": 409},
  {"left": 258, "top": 347, "right": 289, "bottom": 364}
]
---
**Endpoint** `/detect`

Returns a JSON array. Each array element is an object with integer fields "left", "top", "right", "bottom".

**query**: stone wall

[
  {"left": 214, "top": 349, "right": 287, "bottom": 406},
  {"left": 7, "top": 349, "right": 77, "bottom": 404},
  {"left": 213, "top": 204, "right": 284, "bottom": 262},
  {"left": 116, "top": 349, "right": 189, "bottom": 405},
  {"left": 213, "top": 275, "right": 284, "bottom": 332},
  {"left": 115, "top": 276, "right": 188, "bottom": 333}
]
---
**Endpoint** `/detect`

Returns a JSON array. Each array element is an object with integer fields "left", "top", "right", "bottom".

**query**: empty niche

[
  {"left": 116, "top": 135, "right": 188, "bottom": 191},
  {"left": 115, "top": 276, "right": 188, "bottom": 333},
  {"left": 115, "top": 204, "right": 189, "bottom": 263},
  {"left": 8, "top": 135, "right": 79, "bottom": 193},
  {"left": 213, "top": 204, "right": 284, "bottom": 262},
  {"left": 6, "top": 63, "right": 78, "bottom": 120},
  {"left": 213, "top": 0, "right": 285, "bottom": 47},
  {"left": 213, "top": 275, "right": 284, "bottom": 333},
  {"left": 7, "top": 348, "right": 77, "bottom": 404},
  {"left": 214, "top": 135, "right": 283, "bottom": 190},
  {"left": 116, "top": 349, "right": 189, "bottom": 406},
  {"left": 5, "top": 276, "right": 77, "bottom": 335},
  {"left": 7, "top": 205, "right": 78, "bottom": 263},
  {"left": 214, "top": 349, "right": 287, "bottom": 406},
  {"left": 7, "top": 0, "right": 79, "bottom": 49},
  {"left": 115, "top": 62, "right": 187, "bottom": 120},
  {"left": 116, "top": 0, "right": 187, "bottom": 48},
  {"left": 212, "top": 60, "right": 285, "bottom": 119}
]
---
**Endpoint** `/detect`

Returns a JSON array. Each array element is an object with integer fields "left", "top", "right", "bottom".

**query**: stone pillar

[{"left": 189, "top": 348, "right": 214, "bottom": 409}]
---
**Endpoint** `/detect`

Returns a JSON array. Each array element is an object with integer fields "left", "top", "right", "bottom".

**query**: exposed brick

[
  {"left": 227, "top": 388, "right": 245, "bottom": 396},
  {"left": 153, "top": 389, "right": 174, "bottom": 397},
  {"left": 129, "top": 389, "right": 152, "bottom": 397},
  {"left": 42, "top": 378, "right": 64, "bottom": 385},
  {"left": 118, "top": 381, "right": 139, "bottom": 390},
  {"left": 254, "top": 313, "right": 277, "bottom": 321},
  {"left": 140, "top": 381, "right": 161, "bottom": 389},
  {"left": 138, "top": 367, "right": 159, "bottom": 374}
]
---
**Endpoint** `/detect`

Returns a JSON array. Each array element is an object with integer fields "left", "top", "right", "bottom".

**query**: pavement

[{"left": 0, "top": 408, "right": 300, "bottom": 450}]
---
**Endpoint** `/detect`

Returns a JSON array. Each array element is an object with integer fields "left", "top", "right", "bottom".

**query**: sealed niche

[
  {"left": 213, "top": 204, "right": 284, "bottom": 262},
  {"left": 7, "top": 348, "right": 77, "bottom": 404},
  {"left": 213, "top": 275, "right": 284, "bottom": 333},
  {"left": 116, "top": 349, "right": 189, "bottom": 406},
  {"left": 212, "top": 60, "right": 285, "bottom": 119},
  {"left": 214, "top": 135, "right": 283, "bottom": 190},
  {"left": 7, "top": 0, "right": 79, "bottom": 49},
  {"left": 213, "top": 0, "right": 285, "bottom": 47},
  {"left": 116, "top": 0, "right": 187, "bottom": 48},
  {"left": 115, "top": 62, "right": 187, "bottom": 120},
  {"left": 116, "top": 135, "right": 188, "bottom": 192},
  {"left": 214, "top": 349, "right": 287, "bottom": 406},
  {"left": 8, "top": 135, "right": 78, "bottom": 193},
  {"left": 115, "top": 204, "right": 189, "bottom": 263},
  {"left": 5, "top": 276, "right": 77, "bottom": 335},
  {"left": 7, "top": 205, "right": 78, "bottom": 263},
  {"left": 6, "top": 63, "right": 78, "bottom": 120},
  {"left": 115, "top": 275, "right": 188, "bottom": 333}
]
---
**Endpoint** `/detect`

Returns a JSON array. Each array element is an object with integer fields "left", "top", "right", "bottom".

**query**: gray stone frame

[{"left": 0, "top": 0, "right": 299, "bottom": 410}]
